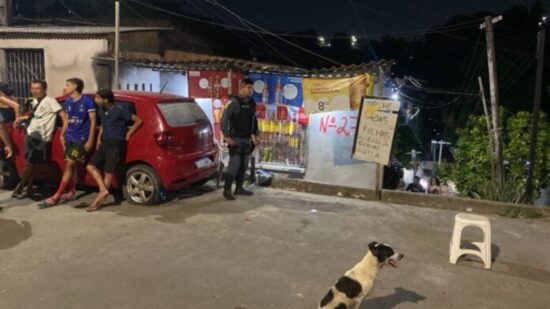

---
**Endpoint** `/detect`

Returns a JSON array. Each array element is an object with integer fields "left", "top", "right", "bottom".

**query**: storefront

[{"left": 106, "top": 56, "right": 394, "bottom": 183}]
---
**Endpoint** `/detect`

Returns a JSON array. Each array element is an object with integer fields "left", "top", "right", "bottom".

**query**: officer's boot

[
  {"left": 223, "top": 174, "right": 236, "bottom": 200},
  {"left": 234, "top": 179, "right": 254, "bottom": 196}
]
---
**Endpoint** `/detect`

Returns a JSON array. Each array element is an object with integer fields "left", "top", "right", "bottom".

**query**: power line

[
  {"left": 122, "top": 1, "right": 193, "bottom": 55},
  {"left": 203, "top": 0, "right": 344, "bottom": 66},
  {"left": 126, "top": 0, "right": 481, "bottom": 40},
  {"left": 200, "top": 0, "right": 301, "bottom": 66},
  {"left": 186, "top": 0, "right": 286, "bottom": 63},
  {"left": 403, "top": 84, "right": 478, "bottom": 96},
  {"left": 128, "top": 0, "right": 341, "bottom": 66},
  {"left": 14, "top": 16, "right": 108, "bottom": 26},
  {"left": 56, "top": 0, "right": 99, "bottom": 25},
  {"left": 346, "top": 0, "right": 378, "bottom": 60},
  {"left": 459, "top": 31, "right": 483, "bottom": 92}
]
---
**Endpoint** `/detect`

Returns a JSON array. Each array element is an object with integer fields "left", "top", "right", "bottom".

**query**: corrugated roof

[
  {"left": 94, "top": 56, "right": 394, "bottom": 77},
  {"left": 0, "top": 26, "right": 171, "bottom": 35}
]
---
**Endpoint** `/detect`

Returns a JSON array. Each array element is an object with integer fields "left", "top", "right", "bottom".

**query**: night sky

[
  {"left": 22, "top": 0, "right": 550, "bottom": 37},
  {"left": 178, "top": 0, "right": 550, "bottom": 36}
]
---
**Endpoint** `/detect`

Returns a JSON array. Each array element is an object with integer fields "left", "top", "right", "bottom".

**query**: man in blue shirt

[
  {"left": 86, "top": 89, "right": 142, "bottom": 212},
  {"left": 41, "top": 78, "right": 96, "bottom": 208}
]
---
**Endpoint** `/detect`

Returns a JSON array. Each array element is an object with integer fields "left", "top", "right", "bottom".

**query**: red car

[{"left": 0, "top": 91, "right": 218, "bottom": 205}]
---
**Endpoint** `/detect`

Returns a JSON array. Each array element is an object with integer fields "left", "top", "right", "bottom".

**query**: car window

[
  {"left": 116, "top": 100, "right": 137, "bottom": 126},
  {"left": 95, "top": 100, "right": 137, "bottom": 127},
  {"left": 157, "top": 102, "right": 208, "bottom": 127}
]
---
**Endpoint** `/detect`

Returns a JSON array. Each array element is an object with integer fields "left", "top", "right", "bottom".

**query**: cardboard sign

[{"left": 352, "top": 97, "right": 400, "bottom": 166}]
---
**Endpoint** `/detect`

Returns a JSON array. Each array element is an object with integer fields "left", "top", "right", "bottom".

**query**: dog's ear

[{"left": 368, "top": 242, "right": 379, "bottom": 255}]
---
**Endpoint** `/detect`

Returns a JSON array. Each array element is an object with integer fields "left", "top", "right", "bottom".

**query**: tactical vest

[{"left": 230, "top": 97, "right": 256, "bottom": 138}]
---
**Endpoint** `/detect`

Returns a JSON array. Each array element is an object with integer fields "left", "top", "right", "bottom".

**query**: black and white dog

[{"left": 319, "top": 242, "right": 404, "bottom": 309}]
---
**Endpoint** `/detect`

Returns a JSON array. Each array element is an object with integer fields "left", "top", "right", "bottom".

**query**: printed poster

[
  {"left": 303, "top": 73, "right": 374, "bottom": 114},
  {"left": 188, "top": 70, "right": 244, "bottom": 99},
  {"left": 248, "top": 73, "right": 303, "bottom": 106}
]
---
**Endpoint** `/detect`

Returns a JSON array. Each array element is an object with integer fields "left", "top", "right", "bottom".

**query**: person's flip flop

[
  {"left": 60, "top": 191, "right": 76, "bottom": 203},
  {"left": 37, "top": 197, "right": 58, "bottom": 209},
  {"left": 86, "top": 204, "right": 102, "bottom": 212},
  {"left": 73, "top": 202, "right": 89, "bottom": 209}
]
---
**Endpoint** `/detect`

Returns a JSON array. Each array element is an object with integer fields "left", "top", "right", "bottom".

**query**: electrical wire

[
  {"left": 403, "top": 84, "right": 478, "bottom": 96},
  {"left": 199, "top": 0, "right": 301, "bottom": 66},
  {"left": 203, "top": 0, "right": 344, "bottom": 66},
  {"left": 126, "top": 0, "right": 482, "bottom": 40}
]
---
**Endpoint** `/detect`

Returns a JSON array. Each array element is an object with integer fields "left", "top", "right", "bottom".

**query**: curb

[
  {"left": 271, "top": 177, "right": 379, "bottom": 200},
  {"left": 271, "top": 177, "right": 550, "bottom": 218}
]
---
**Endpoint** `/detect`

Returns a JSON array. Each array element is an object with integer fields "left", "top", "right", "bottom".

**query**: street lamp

[{"left": 351, "top": 34, "right": 358, "bottom": 48}]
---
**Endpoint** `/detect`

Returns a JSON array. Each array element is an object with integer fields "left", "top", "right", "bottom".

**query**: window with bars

[{"left": 3, "top": 49, "right": 45, "bottom": 105}]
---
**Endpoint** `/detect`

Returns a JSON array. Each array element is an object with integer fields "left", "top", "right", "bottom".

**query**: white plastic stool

[{"left": 449, "top": 213, "right": 492, "bottom": 269}]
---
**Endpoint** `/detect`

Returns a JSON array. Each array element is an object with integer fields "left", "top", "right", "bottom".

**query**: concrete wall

[
  {"left": 159, "top": 71, "right": 188, "bottom": 96},
  {"left": 304, "top": 110, "right": 379, "bottom": 190},
  {"left": 119, "top": 63, "right": 160, "bottom": 92},
  {"left": 0, "top": 39, "right": 108, "bottom": 97},
  {"left": 119, "top": 66, "right": 190, "bottom": 97}
]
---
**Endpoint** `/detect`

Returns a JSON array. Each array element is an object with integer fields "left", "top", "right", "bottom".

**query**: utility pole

[
  {"left": 431, "top": 140, "right": 451, "bottom": 166},
  {"left": 114, "top": 0, "right": 120, "bottom": 90},
  {"left": 525, "top": 17, "right": 547, "bottom": 202},
  {"left": 478, "top": 76, "right": 496, "bottom": 180},
  {"left": 480, "top": 15, "right": 504, "bottom": 185},
  {"left": 0, "top": 0, "right": 13, "bottom": 26},
  {"left": 407, "top": 149, "right": 421, "bottom": 177}
]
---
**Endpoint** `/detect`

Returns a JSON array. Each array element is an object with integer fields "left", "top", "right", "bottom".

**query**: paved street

[{"left": 1, "top": 185, "right": 549, "bottom": 309}]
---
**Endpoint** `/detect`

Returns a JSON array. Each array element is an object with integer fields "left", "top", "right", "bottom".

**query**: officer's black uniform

[{"left": 220, "top": 95, "right": 259, "bottom": 200}]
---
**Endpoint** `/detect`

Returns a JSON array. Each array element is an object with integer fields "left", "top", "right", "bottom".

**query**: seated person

[
  {"left": 406, "top": 176, "right": 425, "bottom": 193},
  {"left": 428, "top": 176, "right": 441, "bottom": 194}
]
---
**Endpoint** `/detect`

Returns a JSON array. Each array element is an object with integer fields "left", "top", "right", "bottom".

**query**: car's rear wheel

[
  {"left": 123, "top": 165, "right": 162, "bottom": 205},
  {"left": 0, "top": 159, "right": 19, "bottom": 189}
]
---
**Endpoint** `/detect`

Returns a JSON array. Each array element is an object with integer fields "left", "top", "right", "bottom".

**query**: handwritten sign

[
  {"left": 319, "top": 115, "right": 358, "bottom": 137},
  {"left": 352, "top": 97, "right": 400, "bottom": 166}
]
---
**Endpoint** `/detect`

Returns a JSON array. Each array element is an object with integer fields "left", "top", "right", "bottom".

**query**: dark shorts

[
  {"left": 64, "top": 141, "right": 87, "bottom": 162},
  {"left": 90, "top": 139, "right": 126, "bottom": 173},
  {"left": 24, "top": 135, "right": 50, "bottom": 164}
]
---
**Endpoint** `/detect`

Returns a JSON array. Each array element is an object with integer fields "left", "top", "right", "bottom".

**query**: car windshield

[{"left": 157, "top": 102, "right": 208, "bottom": 127}]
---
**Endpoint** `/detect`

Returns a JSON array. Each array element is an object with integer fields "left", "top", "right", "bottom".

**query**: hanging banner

[
  {"left": 350, "top": 74, "right": 375, "bottom": 110},
  {"left": 352, "top": 96, "right": 400, "bottom": 166},
  {"left": 188, "top": 70, "right": 244, "bottom": 99},
  {"left": 280, "top": 75, "right": 303, "bottom": 108},
  {"left": 211, "top": 97, "right": 230, "bottom": 143},
  {"left": 303, "top": 73, "right": 374, "bottom": 114},
  {"left": 249, "top": 73, "right": 303, "bottom": 108}
]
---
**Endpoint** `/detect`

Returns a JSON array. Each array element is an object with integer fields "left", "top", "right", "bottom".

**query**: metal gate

[{"left": 4, "top": 49, "right": 45, "bottom": 102}]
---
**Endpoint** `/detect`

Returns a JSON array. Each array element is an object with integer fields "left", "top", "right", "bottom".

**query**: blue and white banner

[{"left": 248, "top": 73, "right": 303, "bottom": 108}]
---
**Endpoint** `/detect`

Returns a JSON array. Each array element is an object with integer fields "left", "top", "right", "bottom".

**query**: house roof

[
  {"left": 0, "top": 26, "right": 171, "bottom": 36},
  {"left": 95, "top": 51, "right": 394, "bottom": 77}
]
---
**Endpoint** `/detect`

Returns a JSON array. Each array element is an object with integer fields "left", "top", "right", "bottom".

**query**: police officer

[{"left": 220, "top": 78, "right": 259, "bottom": 200}]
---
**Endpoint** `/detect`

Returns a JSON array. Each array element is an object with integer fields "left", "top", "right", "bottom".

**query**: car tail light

[
  {"left": 155, "top": 131, "right": 176, "bottom": 149},
  {"left": 205, "top": 124, "right": 214, "bottom": 143},
  {"left": 195, "top": 123, "right": 214, "bottom": 144}
]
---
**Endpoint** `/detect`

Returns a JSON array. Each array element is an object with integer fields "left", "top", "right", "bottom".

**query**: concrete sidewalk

[{"left": 1, "top": 186, "right": 549, "bottom": 308}]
